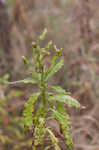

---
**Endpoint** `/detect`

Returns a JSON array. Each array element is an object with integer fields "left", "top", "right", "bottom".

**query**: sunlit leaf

[
  {"left": 49, "top": 94, "right": 80, "bottom": 108},
  {"left": 8, "top": 78, "right": 37, "bottom": 84},
  {"left": 50, "top": 86, "right": 68, "bottom": 94}
]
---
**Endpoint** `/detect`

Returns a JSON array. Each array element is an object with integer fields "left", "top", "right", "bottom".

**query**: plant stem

[
  {"left": 40, "top": 75, "right": 47, "bottom": 115},
  {"left": 42, "top": 88, "right": 46, "bottom": 114}
]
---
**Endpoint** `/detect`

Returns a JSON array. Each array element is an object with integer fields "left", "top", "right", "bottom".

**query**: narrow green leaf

[
  {"left": 45, "top": 55, "right": 58, "bottom": 80},
  {"left": 10, "top": 91, "right": 24, "bottom": 97},
  {"left": 45, "top": 41, "right": 52, "bottom": 51},
  {"left": 32, "top": 72, "right": 41, "bottom": 82},
  {"left": 19, "top": 78, "right": 37, "bottom": 84},
  {"left": 33, "top": 117, "right": 46, "bottom": 145},
  {"left": 22, "top": 56, "right": 29, "bottom": 65},
  {"left": 9, "top": 78, "right": 37, "bottom": 84},
  {"left": 23, "top": 93, "right": 40, "bottom": 129},
  {"left": 49, "top": 94, "right": 80, "bottom": 108},
  {"left": 32, "top": 47, "right": 37, "bottom": 67},
  {"left": 56, "top": 101, "right": 66, "bottom": 115},
  {"left": 39, "top": 28, "right": 47, "bottom": 41},
  {"left": 44, "top": 146, "right": 51, "bottom": 150},
  {"left": 50, "top": 86, "right": 67, "bottom": 94},
  {"left": 54, "top": 46, "right": 62, "bottom": 56},
  {"left": 51, "top": 109, "right": 73, "bottom": 150},
  {"left": 46, "top": 128, "right": 58, "bottom": 142},
  {"left": 51, "top": 109, "right": 66, "bottom": 122},
  {"left": 46, "top": 128, "right": 60, "bottom": 150},
  {"left": 45, "top": 59, "right": 63, "bottom": 81}
]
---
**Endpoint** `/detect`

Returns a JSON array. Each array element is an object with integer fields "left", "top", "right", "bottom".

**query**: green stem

[
  {"left": 42, "top": 89, "right": 46, "bottom": 114},
  {"left": 40, "top": 58, "right": 47, "bottom": 115}
]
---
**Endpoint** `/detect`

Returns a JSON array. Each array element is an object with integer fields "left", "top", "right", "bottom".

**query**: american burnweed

[{"left": 12, "top": 29, "right": 80, "bottom": 150}]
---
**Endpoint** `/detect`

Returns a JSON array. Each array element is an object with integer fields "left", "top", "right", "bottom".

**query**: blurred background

[{"left": 0, "top": 0, "right": 99, "bottom": 150}]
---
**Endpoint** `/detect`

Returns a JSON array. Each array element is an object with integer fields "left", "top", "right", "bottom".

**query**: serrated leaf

[
  {"left": 51, "top": 109, "right": 66, "bottom": 122},
  {"left": 46, "top": 128, "right": 60, "bottom": 150},
  {"left": 23, "top": 92, "right": 40, "bottom": 129},
  {"left": 33, "top": 117, "right": 46, "bottom": 145},
  {"left": 45, "top": 55, "right": 58, "bottom": 80},
  {"left": 46, "top": 128, "right": 58, "bottom": 142},
  {"left": 56, "top": 101, "right": 66, "bottom": 115},
  {"left": 51, "top": 109, "right": 73, "bottom": 150},
  {"left": 50, "top": 86, "right": 67, "bottom": 94},
  {"left": 45, "top": 59, "right": 63, "bottom": 81},
  {"left": 49, "top": 94, "right": 80, "bottom": 108}
]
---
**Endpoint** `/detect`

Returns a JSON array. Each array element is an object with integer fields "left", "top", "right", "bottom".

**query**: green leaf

[
  {"left": 20, "top": 78, "right": 37, "bottom": 84},
  {"left": 49, "top": 94, "right": 80, "bottom": 108},
  {"left": 45, "top": 55, "right": 58, "bottom": 80},
  {"left": 33, "top": 117, "right": 46, "bottom": 145},
  {"left": 45, "top": 59, "right": 63, "bottom": 81},
  {"left": 10, "top": 91, "right": 24, "bottom": 97},
  {"left": 54, "top": 46, "right": 62, "bottom": 56},
  {"left": 56, "top": 101, "right": 66, "bottom": 115},
  {"left": 3, "top": 74, "right": 10, "bottom": 80},
  {"left": 9, "top": 78, "right": 37, "bottom": 84},
  {"left": 51, "top": 109, "right": 73, "bottom": 150},
  {"left": 32, "top": 72, "right": 41, "bottom": 82},
  {"left": 51, "top": 109, "right": 66, "bottom": 122},
  {"left": 44, "top": 146, "right": 51, "bottom": 150},
  {"left": 22, "top": 56, "right": 29, "bottom": 65},
  {"left": 46, "top": 128, "right": 61, "bottom": 150},
  {"left": 23, "top": 93, "right": 40, "bottom": 129},
  {"left": 0, "top": 74, "right": 9, "bottom": 83},
  {"left": 50, "top": 86, "right": 68, "bottom": 94},
  {"left": 45, "top": 41, "right": 52, "bottom": 51},
  {"left": 39, "top": 28, "right": 47, "bottom": 41}
]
